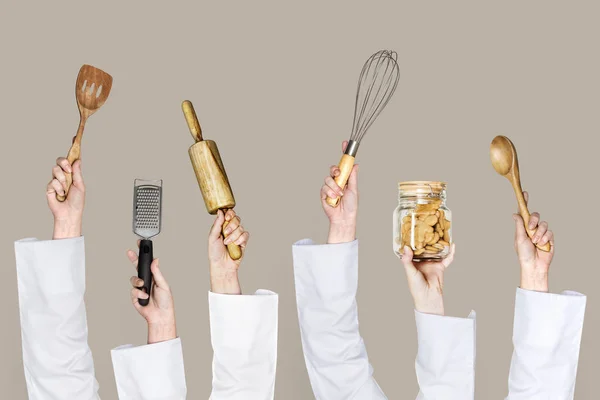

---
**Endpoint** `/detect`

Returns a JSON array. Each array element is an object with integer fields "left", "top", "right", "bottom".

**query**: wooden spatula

[{"left": 57, "top": 65, "right": 113, "bottom": 202}]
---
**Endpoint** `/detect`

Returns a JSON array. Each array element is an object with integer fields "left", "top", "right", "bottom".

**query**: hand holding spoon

[{"left": 490, "top": 135, "right": 551, "bottom": 252}]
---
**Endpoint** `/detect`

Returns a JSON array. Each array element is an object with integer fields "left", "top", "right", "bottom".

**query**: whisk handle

[{"left": 326, "top": 154, "right": 355, "bottom": 207}]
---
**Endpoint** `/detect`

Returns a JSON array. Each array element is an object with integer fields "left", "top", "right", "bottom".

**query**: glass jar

[{"left": 393, "top": 181, "right": 452, "bottom": 261}]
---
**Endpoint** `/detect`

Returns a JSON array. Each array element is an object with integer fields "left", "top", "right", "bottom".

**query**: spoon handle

[
  {"left": 512, "top": 182, "right": 551, "bottom": 252},
  {"left": 57, "top": 117, "right": 86, "bottom": 202}
]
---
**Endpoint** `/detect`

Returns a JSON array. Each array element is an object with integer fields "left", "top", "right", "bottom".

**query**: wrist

[
  {"left": 147, "top": 322, "right": 177, "bottom": 344},
  {"left": 415, "top": 300, "right": 445, "bottom": 316},
  {"left": 53, "top": 218, "right": 82, "bottom": 239},
  {"left": 327, "top": 222, "right": 356, "bottom": 244},
  {"left": 520, "top": 270, "right": 549, "bottom": 292},
  {"left": 210, "top": 269, "right": 241, "bottom": 295}
]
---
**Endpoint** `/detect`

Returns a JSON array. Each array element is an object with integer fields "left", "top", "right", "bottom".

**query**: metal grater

[{"left": 133, "top": 179, "right": 163, "bottom": 239}]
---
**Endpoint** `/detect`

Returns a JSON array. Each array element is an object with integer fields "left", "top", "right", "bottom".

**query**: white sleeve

[
  {"left": 15, "top": 237, "right": 100, "bottom": 400},
  {"left": 110, "top": 338, "right": 187, "bottom": 400},
  {"left": 209, "top": 290, "right": 278, "bottom": 400},
  {"left": 414, "top": 311, "right": 476, "bottom": 400},
  {"left": 292, "top": 239, "right": 387, "bottom": 400},
  {"left": 506, "top": 288, "right": 586, "bottom": 400}
]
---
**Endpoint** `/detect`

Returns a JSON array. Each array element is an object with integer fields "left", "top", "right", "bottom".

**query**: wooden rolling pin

[{"left": 183, "top": 100, "right": 242, "bottom": 260}]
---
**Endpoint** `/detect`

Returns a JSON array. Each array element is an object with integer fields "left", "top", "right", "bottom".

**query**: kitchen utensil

[
  {"left": 326, "top": 50, "right": 400, "bottom": 206},
  {"left": 133, "top": 179, "right": 163, "bottom": 306},
  {"left": 57, "top": 64, "right": 113, "bottom": 202},
  {"left": 490, "top": 135, "right": 550, "bottom": 252},
  {"left": 182, "top": 100, "right": 242, "bottom": 260}
]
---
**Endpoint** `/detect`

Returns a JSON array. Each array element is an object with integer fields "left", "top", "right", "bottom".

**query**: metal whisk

[{"left": 326, "top": 50, "right": 400, "bottom": 207}]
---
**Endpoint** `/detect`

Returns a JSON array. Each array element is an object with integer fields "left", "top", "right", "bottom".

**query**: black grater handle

[{"left": 137, "top": 239, "right": 153, "bottom": 307}]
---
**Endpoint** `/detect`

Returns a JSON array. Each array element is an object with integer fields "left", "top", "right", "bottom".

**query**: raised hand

[
  {"left": 127, "top": 242, "right": 177, "bottom": 344},
  {"left": 513, "top": 191, "right": 554, "bottom": 292},
  {"left": 46, "top": 158, "right": 85, "bottom": 239},
  {"left": 401, "top": 244, "right": 456, "bottom": 316},
  {"left": 321, "top": 141, "right": 359, "bottom": 244},
  {"left": 208, "top": 209, "right": 249, "bottom": 294}
]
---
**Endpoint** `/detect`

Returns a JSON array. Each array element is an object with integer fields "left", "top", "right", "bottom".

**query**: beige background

[{"left": 0, "top": 1, "right": 598, "bottom": 398}]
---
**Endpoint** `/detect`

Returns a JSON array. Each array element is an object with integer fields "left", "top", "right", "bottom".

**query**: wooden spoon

[
  {"left": 490, "top": 135, "right": 550, "bottom": 252},
  {"left": 57, "top": 65, "right": 113, "bottom": 201}
]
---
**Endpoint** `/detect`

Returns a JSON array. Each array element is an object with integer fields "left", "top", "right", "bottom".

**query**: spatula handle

[
  {"left": 222, "top": 216, "right": 243, "bottom": 261},
  {"left": 57, "top": 121, "right": 85, "bottom": 202},
  {"left": 326, "top": 154, "right": 355, "bottom": 207},
  {"left": 137, "top": 239, "right": 154, "bottom": 306},
  {"left": 513, "top": 186, "right": 551, "bottom": 252}
]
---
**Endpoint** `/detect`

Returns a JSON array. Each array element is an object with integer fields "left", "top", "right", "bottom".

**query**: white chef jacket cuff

[
  {"left": 209, "top": 290, "right": 278, "bottom": 349},
  {"left": 111, "top": 338, "right": 187, "bottom": 400},
  {"left": 415, "top": 310, "right": 476, "bottom": 373},
  {"left": 514, "top": 287, "right": 586, "bottom": 346},
  {"left": 292, "top": 238, "right": 358, "bottom": 295},
  {"left": 15, "top": 236, "right": 86, "bottom": 296}
]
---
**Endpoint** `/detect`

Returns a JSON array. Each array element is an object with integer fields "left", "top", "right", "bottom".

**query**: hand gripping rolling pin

[{"left": 182, "top": 100, "right": 242, "bottom": 260}]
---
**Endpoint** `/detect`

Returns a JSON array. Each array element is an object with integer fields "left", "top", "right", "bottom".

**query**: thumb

[
  {"left": 209, "top": 210, "right": 225, "bottom": 242},
  {"left": 150, "top": 258, "right": 169, "bottom": 289},
  {"left": 346, "top": 164, "right": 359, "bottom": 192},
  {"left": 71, "top": 160, "right": 84, "bottom": 188},
  {"left": 401, "top": 246, "right": 418, "bottom": 278},
  {"left": 513, "top": 213, "right": 528, "bottom": 244}
]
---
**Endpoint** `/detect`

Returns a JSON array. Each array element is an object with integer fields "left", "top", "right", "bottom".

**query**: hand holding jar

[{"left": 401, "top": 243, "right": 456, "bottom": 316}]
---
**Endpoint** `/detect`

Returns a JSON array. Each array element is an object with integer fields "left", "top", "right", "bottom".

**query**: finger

[
  {"left": 56, "top": 157, "right": 72, "bottom": 174},
  {"left": 528, "top": 212, "right": 540, "bottom": 230},
  {"left": 236, "top": 231, "right": 250, "bottom": 247},
  {"left": 71, "top": 160, "right": 84, "bottom": 189},
  {"left": 150, "top": 258, "right": 169, "bottom": 289},
  {"left": 342, "top": 140, "right": 348, "bottom": 153},
  {"left": 52, "top": 165, "right": 68, "bottom": 190},
  {"left": 131, "top": 287, "right": 149, "bottom": 301},
  {"left": 130, "top": 275, "right": 144, "bottom": 288},
  {"left": 209, "top": 210, "right": 226, "bottom": 241},
  {"left": 224, "top": 209, "right": 236, "bottom": 222},
  {"left": 322, "top": 184, "right": 340, "bottom": 200},
  {"left": 224, "top": 225, "right": 244, "bottom": 245},
  {"left": 49, "top": 179, "right": 65, "bottom": 196},
  {"left": 320, "top": 185, "right": 329, "bottom": 201},
  {"left": 442, "top": 243, "right": 456, "bottom": 268},
  {"left": 127, "top": 249, "right": 139, "bottom": 271},
  {"left": 329, "top": 165, "right": 341, "bottom": 178},
  {"left": 513, "top": 214, "right": 529, "bottom": 244},
  {"left": 531, "top": 221, "right": 548, "bottom": 244},
  {"left": 401, "top": 246, "right": 418, "bottom": 277},
  {"left": 325, "top": 176, "right": 344, "bottom": 196},
  {"left": 346, "top": 164, "right": 359, "bottom": 192},
  {"left": 223, "top": 216, "right": 240, "bottom": 236},
  {"left": 539, "top": 230, "right": 553, "bottom": 247}
]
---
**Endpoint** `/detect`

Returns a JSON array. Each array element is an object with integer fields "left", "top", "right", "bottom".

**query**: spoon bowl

[{"left": 490, "top": 135, "right": 515, "bottom": 177}]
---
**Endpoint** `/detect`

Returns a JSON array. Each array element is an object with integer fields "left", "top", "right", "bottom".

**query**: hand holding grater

[{"left": 133, "top": 179, "right": 163, "bottom": 306}]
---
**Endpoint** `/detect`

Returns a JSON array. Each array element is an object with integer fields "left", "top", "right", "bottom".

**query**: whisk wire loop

[{"left": 349, "top": 50, "right": 400, "bottom": 147}]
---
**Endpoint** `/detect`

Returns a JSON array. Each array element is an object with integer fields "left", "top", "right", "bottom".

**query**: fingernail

[
  {"left": 532, "top": 236, "right": 539, "bottom": 243},
  {"left": 224, "top": 238, "right": 231, "bottom": 244},
  {"left": 529, "top": 222, "right": 535, "bottom": 229}
]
